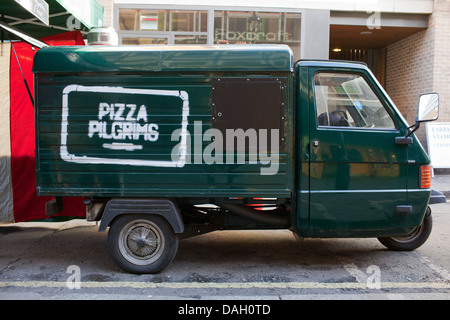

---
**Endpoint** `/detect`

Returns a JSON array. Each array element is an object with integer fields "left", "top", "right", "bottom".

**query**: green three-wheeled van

[{"left": 32, "top": 45, "right": 439, "bottom": 273}]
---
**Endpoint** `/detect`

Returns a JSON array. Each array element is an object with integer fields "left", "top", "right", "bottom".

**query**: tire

[
  {"left": 107, "top": 215, "right": 179, "bottom": 274},
  {"left": 378, "top": 208, "right": 432, "bottom": 251}
]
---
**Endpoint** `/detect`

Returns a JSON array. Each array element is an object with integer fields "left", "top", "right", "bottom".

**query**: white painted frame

[{"left": 60, "top": 84, "right": 190, "bottom": 168}]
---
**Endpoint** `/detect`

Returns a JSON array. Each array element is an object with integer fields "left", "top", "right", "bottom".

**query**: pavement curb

[{"left": 431, "top": 175, "right": 450, "bottom": 201}]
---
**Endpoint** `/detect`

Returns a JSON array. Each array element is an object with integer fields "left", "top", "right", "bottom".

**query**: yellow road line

[{"left": 0, "top": 281, "right": 449, "bottom": 290}]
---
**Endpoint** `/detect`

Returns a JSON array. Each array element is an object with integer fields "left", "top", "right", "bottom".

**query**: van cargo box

[{"left": 33, "top": 45, "right": 294, "bottom": 198}]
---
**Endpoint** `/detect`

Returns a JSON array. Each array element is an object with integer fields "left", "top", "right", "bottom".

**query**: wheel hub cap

[{"left": 118, "top": 220, "right": 165, "bottom": 266}]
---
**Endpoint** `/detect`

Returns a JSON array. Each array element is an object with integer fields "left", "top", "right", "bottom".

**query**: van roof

[
  {"left": 296, "top": 59, "right": 369, "bottom": 70},
  {"left": 33, "top": 44, "right": 294, "bottom": 73}
]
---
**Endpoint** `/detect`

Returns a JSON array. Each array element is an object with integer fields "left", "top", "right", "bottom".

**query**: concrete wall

[{"left": 301, "top": 9, "right": 330, "bottom": 60}]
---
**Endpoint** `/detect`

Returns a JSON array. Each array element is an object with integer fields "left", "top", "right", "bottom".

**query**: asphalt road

[{"left": 0, "top": 202, "right": 449, "bottom": 302}]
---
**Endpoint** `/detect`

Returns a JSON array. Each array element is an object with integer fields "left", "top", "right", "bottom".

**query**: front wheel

[
  {"left": 107, "top": 215, "right": 179, "bottom": 274},
  {"left": 378, "top": 208, "right": 432, "bottom": 251}
]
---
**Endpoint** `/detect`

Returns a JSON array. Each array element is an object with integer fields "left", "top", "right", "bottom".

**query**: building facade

[{"left": 96, "top": 0, "right": 449, "bottom": 149}]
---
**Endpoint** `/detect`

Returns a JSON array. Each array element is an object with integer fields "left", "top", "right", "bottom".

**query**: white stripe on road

[
  {"left": 0, "top": 281, "right": 449, "bottom": 290},
  {"left": 417, "top": 253, "right": 450, "bottom": 281}
]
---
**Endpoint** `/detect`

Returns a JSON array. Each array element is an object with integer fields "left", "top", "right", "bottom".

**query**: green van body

[{"left": 32, "top": 45, "right": 431, "bottom": 241}]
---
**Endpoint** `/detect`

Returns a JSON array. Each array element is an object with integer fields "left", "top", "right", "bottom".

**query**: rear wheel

[
  {"left": 107, "top": 215, "right": 178, "bottom": 274},
  {"left": 378, "top": 208, "right": 432, "bottom": 251}
]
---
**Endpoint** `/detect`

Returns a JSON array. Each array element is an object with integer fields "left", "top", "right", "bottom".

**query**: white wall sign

[{"left": 426, "top": 122, "right": 450, "bottom": 169}]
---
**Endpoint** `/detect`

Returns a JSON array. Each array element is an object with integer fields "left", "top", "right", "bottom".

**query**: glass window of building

[
  {"left": 170, "top": 11, "right": 207, "bottom": 32},
  {"left": 119, "top": 9, "right": 208, "bottom": 32},
  {"left": 140, "top": 11, "right": 166, "bottom": 31},
  {"left": 117, "top": 8, "right": 301, "bottom": 57},
  {"left": 119, "top": 9, "right": 208, "bottom": 45},
  {"left": 214, "top": 11, "right": 301, "bottom": 60}
]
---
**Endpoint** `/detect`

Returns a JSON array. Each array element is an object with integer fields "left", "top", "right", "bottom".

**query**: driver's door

[{"left": 308, "top": 67, "right": 410, "bottom": 236}]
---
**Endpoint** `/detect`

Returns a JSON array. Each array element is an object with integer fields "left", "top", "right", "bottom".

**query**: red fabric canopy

[{"left": 10, "top": 31, "right": 86, "bottom": 222}]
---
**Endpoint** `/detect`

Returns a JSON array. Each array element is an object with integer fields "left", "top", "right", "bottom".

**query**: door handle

[{"left": 395, "top": 137, "right": 413, "bottom": 145}]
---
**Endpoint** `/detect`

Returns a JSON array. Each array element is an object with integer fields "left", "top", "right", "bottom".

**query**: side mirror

[
  {"left": 417, "top": 93, "right": 439, "bottom": 122},
  {"left": 397, "top": 93, "right": 440, "bottom": 143}
]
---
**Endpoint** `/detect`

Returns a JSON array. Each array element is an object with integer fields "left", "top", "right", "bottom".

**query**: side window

[{"left": 314, "top": 72, "right": 395, "bottom": 129}]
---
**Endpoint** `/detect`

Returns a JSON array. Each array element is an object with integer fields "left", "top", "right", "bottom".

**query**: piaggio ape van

[{"left": 32, "top": 45, "right": 439, "bottom": 273}]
